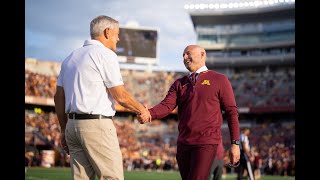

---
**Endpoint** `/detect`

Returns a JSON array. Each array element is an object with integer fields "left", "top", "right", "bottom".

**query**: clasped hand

[{"left": 137, "top": 105, "right": 152, "bottom": 124}]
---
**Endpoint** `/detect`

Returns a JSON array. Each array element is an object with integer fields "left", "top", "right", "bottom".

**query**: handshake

[{"left": 137, "top": 105, "right": 152, "bottom": 124}]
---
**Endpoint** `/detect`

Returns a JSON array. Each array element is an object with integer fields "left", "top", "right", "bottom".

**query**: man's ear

[
  {"left": 200, "top": 51, "right": 205, "bottom": 58},
  {"left": 104, "top": 28, "right": 109, "bottom": 39}
]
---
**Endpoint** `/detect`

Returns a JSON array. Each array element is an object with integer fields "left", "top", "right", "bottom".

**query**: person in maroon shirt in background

[
  {"left": 208, "top": 140, "right": 225, "bottom": 180},
  {"left": 139, "top": 45, "right": 240, "bottom": 180}
]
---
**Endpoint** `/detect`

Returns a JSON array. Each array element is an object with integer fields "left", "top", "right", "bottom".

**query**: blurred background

[{"left": 25, "top": 0, "right": 295, "bottom": 179}]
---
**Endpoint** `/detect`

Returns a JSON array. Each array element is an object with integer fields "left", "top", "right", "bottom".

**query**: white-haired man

[{"left": 54, "top": 15, "right": 151, "bottom": 180}]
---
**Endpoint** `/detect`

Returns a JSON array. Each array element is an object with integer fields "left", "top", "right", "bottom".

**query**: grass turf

[{"left": 25, "top": 167, "right": 295, "bottom": 180}]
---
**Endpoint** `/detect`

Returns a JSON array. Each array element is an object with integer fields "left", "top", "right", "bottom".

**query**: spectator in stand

[
  {"left": 25, "top": 149, "right": 34, "bottom": 167},
  {"left": 139, "top": 45, "right": 241, "bottom": 179},
  {"left": 252, "top": 147, "right": 262, "bottom": 179},
  {"left": 208, "top": 139, "right": 225, "bottom": 180},
  {"left": 54, "top": 15, "right": 151, "bottom": 180}
]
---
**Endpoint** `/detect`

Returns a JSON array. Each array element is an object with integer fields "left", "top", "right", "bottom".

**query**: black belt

[{"left": 68, "top": 113, "right": 113, "bottom": 120}]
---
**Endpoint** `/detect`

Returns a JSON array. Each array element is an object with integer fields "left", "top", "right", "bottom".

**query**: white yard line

[{"left": 26, "top": 177, "right": 48, "bottom": 180}]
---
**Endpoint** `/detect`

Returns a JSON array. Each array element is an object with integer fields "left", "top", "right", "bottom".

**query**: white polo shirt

[{"left": 56, "top": 39, "right": 124, "bottom": 116}]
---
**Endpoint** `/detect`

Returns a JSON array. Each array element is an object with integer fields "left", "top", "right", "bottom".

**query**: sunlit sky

[
  {"left": 25, "top": 0, "right": 294, "bottom": 71},
  {"left": 25, "top": 0, "right": 198, "bottom": 71}
]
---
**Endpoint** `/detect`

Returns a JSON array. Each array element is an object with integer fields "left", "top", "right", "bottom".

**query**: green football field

[{"left": 25, "top": 167, "right": 295, "bottom": 180}]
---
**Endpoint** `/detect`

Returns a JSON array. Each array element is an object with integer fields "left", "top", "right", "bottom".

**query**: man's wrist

[
  {"left": 148, "top": 109, "right": 156, "bottom": 119},
  {"left": 231, "top": 140, "right": 240, "bottom": 145}
]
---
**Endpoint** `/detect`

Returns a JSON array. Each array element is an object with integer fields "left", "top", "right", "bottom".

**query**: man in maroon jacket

[{"left": 140, "top": 45, "right": 240, "bottom": 180}]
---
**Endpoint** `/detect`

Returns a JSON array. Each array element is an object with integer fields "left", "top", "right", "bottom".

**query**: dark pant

[
  {"left": 176, "top": 143, "right": 217, "bottom": 180},
  {"left": 236, "top": 152, "right": 254, "bottom": 180},
  {"left": 209, "top": 159, "right": 224, "bottom": 180}
]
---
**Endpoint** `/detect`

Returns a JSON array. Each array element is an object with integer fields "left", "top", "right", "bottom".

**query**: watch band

[{"left": 231, "top": 140, "right": 240, "bottom": 145}]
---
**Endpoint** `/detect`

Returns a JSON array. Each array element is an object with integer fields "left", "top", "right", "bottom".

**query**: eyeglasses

[{"left": 227, "top": 161, "right": 240, "bottom": 168}]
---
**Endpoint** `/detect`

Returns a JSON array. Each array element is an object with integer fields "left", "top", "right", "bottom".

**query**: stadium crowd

[
  {"left": 25, "top": 65, "right": 295, "bottom": 108},
  {"left": 230, "top": 66, "right": 295, "bottom": 107}
]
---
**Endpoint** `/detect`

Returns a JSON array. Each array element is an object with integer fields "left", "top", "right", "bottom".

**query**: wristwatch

[{"left": 231, "top": 140, "right": 240, "bottom": 145}]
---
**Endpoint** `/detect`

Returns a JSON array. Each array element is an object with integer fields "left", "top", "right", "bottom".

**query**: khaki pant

[{"left": 65, "top": 118, "right": 124, "bottom": 180}]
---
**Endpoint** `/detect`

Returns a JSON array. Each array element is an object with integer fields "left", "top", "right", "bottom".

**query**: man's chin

[
  {"left": 184, "top": 65, "right": 191, "bottom": 71},
  {"left": 187, "top": 67, "right": 195, "bottom": 72}
]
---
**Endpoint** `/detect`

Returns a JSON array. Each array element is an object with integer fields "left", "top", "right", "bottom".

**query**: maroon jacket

[{"left": 149, "top": 70, "right": 240, "bottom": 145}]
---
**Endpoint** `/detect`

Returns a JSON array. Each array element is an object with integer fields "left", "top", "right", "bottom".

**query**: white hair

[{"left": 90, "top": 15, "right": 119, "bottom": 39}]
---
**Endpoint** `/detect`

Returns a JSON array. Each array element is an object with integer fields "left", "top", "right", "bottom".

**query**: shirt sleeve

[
  {"left": 98, "top": 50, "right": 124, "bottom": 88},
  {"left": 56, "top": 62, "right": 65, "bottom": 87},
  {"left": 149, "top": 80, "right": 179, "bottom": 119},
  {"left": 219, "top": 75, "right": 240, "bottom": 141}
]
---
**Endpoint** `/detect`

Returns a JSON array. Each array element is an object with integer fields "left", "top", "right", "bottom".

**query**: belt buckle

[{"left": 69, "top": 113, "right": 75, "bottom": 119}]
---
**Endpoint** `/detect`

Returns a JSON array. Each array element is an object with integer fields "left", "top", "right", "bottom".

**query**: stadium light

[
  {"left": 268, "top": 0, "right": 275, "bottom": 5},
  {"left": 221, "top": 3, "right": 228, "bottom": 9},
  {"left": 184, "top": 0, "right": 295, "bottom": 11}
]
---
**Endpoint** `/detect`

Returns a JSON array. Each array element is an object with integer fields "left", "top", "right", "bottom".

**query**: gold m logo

[{"left": 201, "top": 80, "right": 210, "bottom": 85}]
